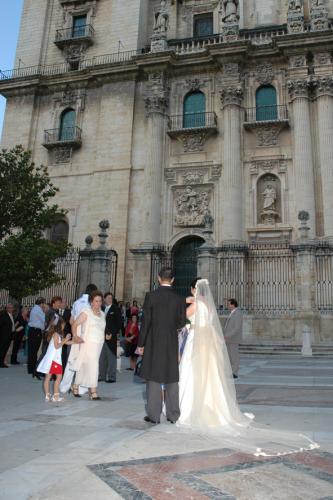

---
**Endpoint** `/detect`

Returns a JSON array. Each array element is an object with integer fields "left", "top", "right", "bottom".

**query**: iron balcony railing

[
  {"left": 43, "top": 126, "right": 82, "bottom": 147},
  {"left": 244, "top": 105, "right": 288, "bottom": 123},
  {"left": 55, "top": 24, "right": 95, "bottom": 44},
  {"left": 0, "top": 50, "right": 138, "bottom": 81},
  {"left": 169, "top": 111, "right": 217, "bottom": 131}
]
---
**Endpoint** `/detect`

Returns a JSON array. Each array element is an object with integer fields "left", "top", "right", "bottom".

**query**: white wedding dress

[{"left": 177, "top": 279, "right": 319, "bottom": 456}]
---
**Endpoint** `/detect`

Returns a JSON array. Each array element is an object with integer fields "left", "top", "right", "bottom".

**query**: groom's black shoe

[
  {"left": 167, "top": 419, "right": 176, "bottom": 424},
  {"left": 233, "top": 374, "right": 238, "bottom": 379},
  {"left": 144, "top": 416, "right": 160, "bottom": 424}
]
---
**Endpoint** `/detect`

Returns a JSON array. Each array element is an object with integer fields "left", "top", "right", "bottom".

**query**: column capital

[
  {"left": 220, "top": 85, "right": 244, "bottom": 108},
  {"left": 144, "top": 71, "right": 169, "bottom": 116},
  {"left": 287, "top": 78, "right": 311, "bottom": 101},
  {"left": 313, "top": 76, "right": 333, "bottom": 99}
]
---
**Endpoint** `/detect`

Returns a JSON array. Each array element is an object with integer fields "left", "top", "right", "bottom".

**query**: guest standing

[
  {"left": 99, "top": 293, "right": 122, "bottom": 383},
  {"left": 71, "top": 291, "right": 106, "bottom": 400},
  {"left": 224, "top": 299, "right": 243, "bottom": 379},
  {"left": 11, "top": 306, "right": 29, "bottom": 365},
  {"left": 0, "top": 303, "right": 16, "bottom": 368},
  {"left": 37, "top": 319, "right": 73, "bottom": 402},
  {"left": 124, "top": 314, "right": 139, "bottom": 371},
  {"left": 27, "top": 298, "right": 46, "bottom": 378}
]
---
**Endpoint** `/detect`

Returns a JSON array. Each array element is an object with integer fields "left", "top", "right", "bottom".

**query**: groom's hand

[{"left": 137, "top": 347, "right": 144, "bottom": 356}]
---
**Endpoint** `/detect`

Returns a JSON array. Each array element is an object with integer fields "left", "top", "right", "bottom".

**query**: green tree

[{"left": 0, "top": 146, "right": 69, "bottom": 301}]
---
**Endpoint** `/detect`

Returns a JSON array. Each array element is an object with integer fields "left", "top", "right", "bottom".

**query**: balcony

[
  {"left": 244, "top": 105, "right": 289, "bottom": 126},
  {"left": 168, "top": 112, "right": 218, "bottom": 152},
  {"left": 42, "top": 126, "right": 82, "bottom": 149},
  {"left": 54, "top": 24, "right": 95, "bottom": 48},
  {"left": 168, "top": 112, "right": 217, "bottom": 135}
]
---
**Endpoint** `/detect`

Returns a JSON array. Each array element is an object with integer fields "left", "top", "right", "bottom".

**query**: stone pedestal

[
  {"left": 130, "top": 246, "right": 154, "bottom": 302},
  {"left": 78, "top": 222, "right": 117, "bottom": 295},
  {"left": 288, "top": 80, "right": 316, "bottom": 237},
  {"left": 291, "top": 239, "right": 319, "bottom": 343},
  {"left": 197, "top": 244, "right": 218, "bottom": 302}
]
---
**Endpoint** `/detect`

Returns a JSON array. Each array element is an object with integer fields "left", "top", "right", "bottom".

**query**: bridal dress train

[{"left": 177, "top": 279, "right": 319, "bottom": 457}]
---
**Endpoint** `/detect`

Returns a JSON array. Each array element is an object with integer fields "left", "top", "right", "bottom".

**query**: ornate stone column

[
  {"left": 314, "top": 76, "right": 333, "bottom": 238},
  {"left": 220, "top": 84, "right": 244, "bottom": 242},
  {"left": 287, "top": 79, "right": 316, "bottom": 237},
  {"left": 143, "top": 72, "right": 169, "bottom": 246}
]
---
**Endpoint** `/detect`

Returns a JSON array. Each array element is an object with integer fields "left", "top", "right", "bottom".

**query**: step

[{"left": 239, "top": 343, "right": 333, "bottom": 357}]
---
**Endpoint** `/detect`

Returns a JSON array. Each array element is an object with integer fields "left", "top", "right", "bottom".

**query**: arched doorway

[{"left": 172, "top": 236, "right": 204, "bottom": 296}]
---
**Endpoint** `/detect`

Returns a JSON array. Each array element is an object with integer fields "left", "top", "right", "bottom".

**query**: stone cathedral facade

[{"left": 1, "top": 0, "right": 333, "bottom": 341}]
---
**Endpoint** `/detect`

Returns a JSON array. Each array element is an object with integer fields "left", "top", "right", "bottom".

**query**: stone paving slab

[{"left": 0, "top": 355, "right": 332, "bottom": 500}]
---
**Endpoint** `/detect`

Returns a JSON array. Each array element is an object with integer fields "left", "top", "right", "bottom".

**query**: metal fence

[
  {"left": 315, "top": 247, "right": 333, "bottom": 313},
  {"left": 0, "top": 248, "right": 80, "bottom": 307}
]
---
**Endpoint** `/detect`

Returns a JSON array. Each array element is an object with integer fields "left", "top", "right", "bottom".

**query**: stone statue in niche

[
  {"left": 154, "top": 0, "right": 169, "bottom": 34},
  {"left": 311, "top": 0, "right": 324, "bottom": 7},
  {"left": 223, "top": 0, "right": 239, "bottom": 22},
  {"left": 257, "top": 175, "right": 281, "bottom": 225},
  {"left": 288, "top": 0, "right": 303, "bottom": 12},
  {"left": 174, "top": 186, "right": 212, "bottom": 227}
]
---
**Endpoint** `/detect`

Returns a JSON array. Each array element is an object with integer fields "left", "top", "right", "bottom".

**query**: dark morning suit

[
  {"left": 138, "top": 286, "right": 186, "bottom": 423},
  {"left": 58, "top": 308, "right": 72, "bottom": 369},
  {"left": 11, "top": 314, "right": 27, "bottom": 363},
  {"left": 99, "top": 303, "right": 122, "bottom": 382},
  {"left": 0, "top": 312, "right": 14, "bottom": 366},
  {"left": 224, "top": 308, "right": 243, "bottom": 376}
]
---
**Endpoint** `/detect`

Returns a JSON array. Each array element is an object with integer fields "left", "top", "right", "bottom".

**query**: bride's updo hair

[{"left": 190, "top": 277, "right": 202, "bottom": 289}]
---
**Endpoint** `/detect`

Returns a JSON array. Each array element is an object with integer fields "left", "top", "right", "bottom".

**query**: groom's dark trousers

[{"left": 138, "top": 285, "right": 186, "bottom": 423}]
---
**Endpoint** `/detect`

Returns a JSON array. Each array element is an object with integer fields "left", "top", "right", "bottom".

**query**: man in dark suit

[
  {"left": 137, "top": 267, "right": 186, "bottom": 424},
  {"left": 224, "top": 298, "right": 243, "bottom": 378},
  {"left": 0, "top": 303, "right": 16, "bottom": 368},
  {"left": 99, "top": 293, "right": 122, "bottom": 383}
]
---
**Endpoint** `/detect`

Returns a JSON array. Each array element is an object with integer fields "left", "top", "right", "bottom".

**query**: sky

[{"left": 0, "top": 0, "right": 24, "bottom": 139}]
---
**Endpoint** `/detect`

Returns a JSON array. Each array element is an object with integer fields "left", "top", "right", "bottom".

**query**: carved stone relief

[
  {"left": 220, "top": 85, "right": 243, "bottom": 107},
  {"left": 314, "top": 52, "right": 332, "bottom": 66},
  {"left": 288, "top": 54, "right": 307, "bottom": 68},
  {"left": 287, "top": 79, "right": 310, "bottom": 101},
  {"left": 310, "top": 0, "right": 329, "bottom": 31},
  {"left": 176, "top": 130, "right": 214, "bottom": 152},
  {"left": 253, "top": 124, "right": 285, "bottom": 147},
  {"left": 313, "top": 76, "right": 333, "bottom": 98},
  {"left": 256, "top": 63, "right": 274, "bottom": 85},
  {"left": 164, "top": 162, "right": 222, "bottom": 185},
  {"left": 53, "top": 146, "right": 72, "bottom": 164},
  {"left": 174, "top": 185, "right": 212, "bottom": 227},
  {"left": 144, "top": 72, "right": 169, "bottom": 115}
]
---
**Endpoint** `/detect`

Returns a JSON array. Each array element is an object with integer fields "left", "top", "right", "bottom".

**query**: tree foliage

[{"left": 0, "top": 146, "right": 69, "bottom": 300}]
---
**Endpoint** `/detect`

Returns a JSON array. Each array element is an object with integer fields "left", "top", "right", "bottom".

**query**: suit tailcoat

[
  {"left": 105, "top": 304, "right": 122, "bottom": 355},
  {"left": 138, "top": 286, "right": 186, "bottom": 384}
]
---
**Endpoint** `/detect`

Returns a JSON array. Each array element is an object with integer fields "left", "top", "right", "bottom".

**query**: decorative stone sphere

[
  {"left": 85, "top": 235, "right": 93, "bottom": 246},
  {"left": 298, "top": 210, "right": 310, "bottom": 222},
  {"left": 99, "top": 219, "right": 110, "bottom": 231}
]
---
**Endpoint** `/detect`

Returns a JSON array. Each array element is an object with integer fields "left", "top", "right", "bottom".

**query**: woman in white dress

[
  {"left": 70, "top": 291, "right": 106, "bottom": 400},
  {"left": 177, "top": 278, "right": 319, "bottom": 456}
]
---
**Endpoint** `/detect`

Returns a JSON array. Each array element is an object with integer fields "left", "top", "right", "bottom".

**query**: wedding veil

[{"left": 183, "top": 279, "right": 319, "bottom": 456}]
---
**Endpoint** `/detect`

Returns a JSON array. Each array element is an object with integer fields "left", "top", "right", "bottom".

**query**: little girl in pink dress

[{"left": 37, "top": 319, "right": 72, "bottom": 402}]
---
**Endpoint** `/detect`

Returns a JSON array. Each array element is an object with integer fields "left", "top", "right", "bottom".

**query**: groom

[{"left": 137, "top": 267, "right": 186, "bottom": 424}]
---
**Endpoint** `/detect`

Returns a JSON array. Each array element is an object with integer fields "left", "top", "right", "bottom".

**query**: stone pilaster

[
  {"left": 142, "top": 72, "right": 169, "bottom": 246},
  {"left": 287, "top": 0, "right": 305, "bottom": 34},
  {"left": 287, "top": 79, "right": 316, "bottom": 237},
  {"left": 220, "top": 83, "right": 244, "bottom": 242},
  {"left": 310, "top": 0, "right": 329, "bottom": 31},
  {"left": 314, "top": 77, "right": 333, "bottom": 238}
]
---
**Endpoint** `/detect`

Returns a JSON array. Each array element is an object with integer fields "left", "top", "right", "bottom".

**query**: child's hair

[{"left": 47, "top": 318, "right": 66, "bottom": 343}]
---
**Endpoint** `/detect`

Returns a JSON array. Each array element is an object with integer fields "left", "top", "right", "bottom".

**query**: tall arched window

[
  {"left": 256, "top": 85, "right": 278, "bottom": 121},
  {"left": 59, "top": 108, "right": 76, "bottom": 141},
  {"left": 183, "top": 91, "right": 206, "bottom": 128}
]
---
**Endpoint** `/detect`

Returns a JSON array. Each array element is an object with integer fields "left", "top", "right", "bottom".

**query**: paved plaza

[{"left": 0, "top": 354, "right": 333, "bottom": 500}]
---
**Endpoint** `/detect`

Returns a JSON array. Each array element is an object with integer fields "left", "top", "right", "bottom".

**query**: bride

[{"left": 177, "top": 278, "right": 319, "bottom": 456}]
